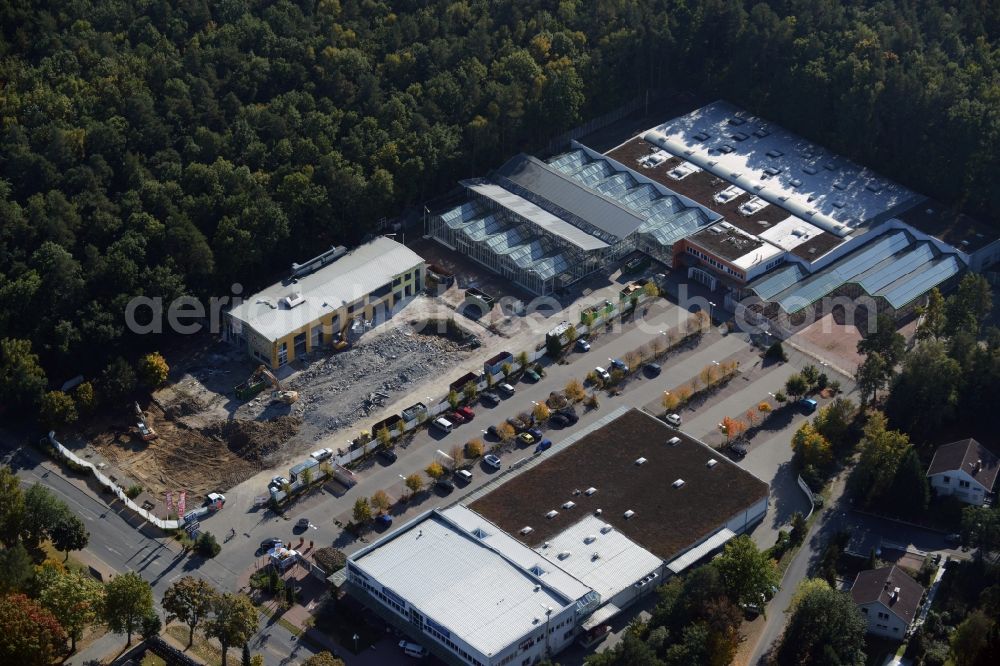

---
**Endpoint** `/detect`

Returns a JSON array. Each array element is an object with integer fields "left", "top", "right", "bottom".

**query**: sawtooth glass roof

[
  {"left": 750, "top": 229, "right": 964, "bottom": 312},
  {"left": 547, "top": 149, "right": 716, "bottom": 248}
]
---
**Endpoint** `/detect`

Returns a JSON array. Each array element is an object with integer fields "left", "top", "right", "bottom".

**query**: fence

[
  {"left": 797, "top": 474, "right": 818, "bottom": 519},
  {"left": 45, "top": 432, "right": 182, "bottom": 530},
  {"left": 545, "top": 90, "right": 667, "bottom": 153}
]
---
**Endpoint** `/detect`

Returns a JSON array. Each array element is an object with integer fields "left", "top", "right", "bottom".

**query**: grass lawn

[
  {"left": 40, "top": 540, "right": 88, "bottom": 573},
  {"left": 166, "top": 623, "right": 224, "bottom": 666}
]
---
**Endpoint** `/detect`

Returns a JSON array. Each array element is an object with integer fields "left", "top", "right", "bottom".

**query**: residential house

[
  {"left": 926, "top": 439, "right": 999, "bottom": 506},
  {"left": 850, "top": 565, "right": 925, "bottom": 639}
]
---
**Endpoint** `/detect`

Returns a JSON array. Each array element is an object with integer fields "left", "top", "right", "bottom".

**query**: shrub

[
  {"left": 194, "top": 532, "right": 221, "bottom": 558},
  {"left": 73, "top": 381, "right": 98, "bottom": 414},
  {"left": 138, "top": 352, "right": 169, "bottom": 388},
  {"left": 774, "top": 390, "right": 787, "bottom": 403},
  {"left": 584, "top": 393, "right": 600, "bottom": 410},
  {"left": 125, "top": 484, "right": 143, "bottom": 499},
  {"left": 425, "top": 462, "right": 445, "bottom": 479},
  {"left": 532, "top": 403, "right": 550, "bottom": 422},
  {"left": 39, "top": 390, "right": 78, "bottom": 429},
  {"left": 465, "top": 439, "right": 484, "bottom": 458},
  {"left": 496, "top": 423, "right": 516, "bottom": 442}
]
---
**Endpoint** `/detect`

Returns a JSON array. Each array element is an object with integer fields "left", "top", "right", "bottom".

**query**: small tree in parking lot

[
  {"left": 377, "top": 426, "right": 392, "bottom": 449},
  {"left": 662, "top": 391, "right": 679, "bottom": 412},
  {"left": 624, "top": 350, "right": 642, "bottom": 373},
  {"left": 501, "top": 362, "right": 513, "bottom": 378},
  {"left": 565, "top": 379, "right": 586, "bottom": 402},
  {"left": 532, "top": 402, "right": 550, "bottom": 422},
  {"left": 643, "top": 282, "right": 659, "bottom": 298},
  {"left": 447, "top": 389, "right": 460, "bottom": 410},
  {"left": 370, "top": 490, "right": 391, "bottom": 515},
  {"left": 404, "top": 474, "right": 424, "bottom": 496},
  {"left": 463, "top": 381, "right": 478, "bottom": 403},
  {"left": 449, "top": 445, "right": 465, "bottom": 469},
  {"left": 465, "top": 439, "right": 484, "bottom": 459},
  {"left": 352, "top": 498, "right": 372, "bottom": 524},
  {"left": 516, "top": 351, "right": 530, "bottom": 371},
  {"left": 497, "top": 423, "right": 516, "bottom": 443},
  {"left": 425, "top": 462, "right": 445, "bottom": 480}
]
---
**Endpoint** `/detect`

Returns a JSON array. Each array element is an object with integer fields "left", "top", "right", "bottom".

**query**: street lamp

[{"left": 353, "top": 633, "right": 359, "bottom": 653}]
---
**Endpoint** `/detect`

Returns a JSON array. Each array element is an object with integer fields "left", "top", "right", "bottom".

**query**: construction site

[{"left": 78, "top": 312, "right": 483, "bottom": 512}]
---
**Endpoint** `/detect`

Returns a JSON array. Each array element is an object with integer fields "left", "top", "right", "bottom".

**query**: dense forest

[{"left": 1, "top": 0, "right": 999, "bottom": 404}]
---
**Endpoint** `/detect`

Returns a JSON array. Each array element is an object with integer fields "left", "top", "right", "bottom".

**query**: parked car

[
  {"left": 729, "top": 442, "right": 748, "bottom": 458},
  {"left": 524, "top": 368, "right": 541, "bottom": 382},
  {"left": 399, "top": 641, "right": 428, "bottom": 659},
  {"left": 435, "top": 478, "right": 455, "bottom": 493},
  {"left": 259, "top": 537, "right": 283, "bottom": 552},
  {"left": 295, "top": 518, "right": 311, "bottom": 528},
  {"left": 376, "top": 514, "right": 393, "bottom": 527},
  {"left": 432, "top": 417, "right": 454, "bottom": 433},
  {"left": 497, "top": 382, "right": 516, "bottom": 397},
  {"left": 486, "top": 425, "right": 498, "bottom": 438},
  {"left": 595, "top": 367, "right": 611, "bottom": 382},
  {"left": 576, "top": 338, "right": 591, "bottom": 352},
  {"left": 517, "top": 432, "right": 536, "bottom": 446},
  {"left": 377, "top": 448, "right": 398, "bottom": 464},
  {"left": 611, "top": 358, "right": 628, "bottom": 372},
  {"left": 799, "top": 398, "right": 818, "bottom": 414},
  {"left": 527, "top": 427, "right": 543, "bottom": 440},
  {"left": 457, "top": 406, "right": 475, "bottom": 421},
  {"left": 484, "top": 454, "right": 502, "bottom": 469},
  {"left": 447, "top": 410, "right": 467, "bottom": 424},
  {"left": 535, "top": 438, "right": 552, "bottom": 454},
  {"left": 481, "top": 391, "right": 499, "bottom": 405},
  {"left": 664, "top": 413, "right": 682, "bottom": 427},
  {"left": 549, "top": 413, "right": 570, "bottom": 427},
  {"left": 456, "top": 469, "right": 473, "bottom": 483},
  {"left": 310, "top": 447, "right": 333, "bottom": 461},
  {"left": 643, "top": 362, "right": 661, "bottom": 377},
  {"left": 557, "top": 408, "right": 579, "bottom": 424}
]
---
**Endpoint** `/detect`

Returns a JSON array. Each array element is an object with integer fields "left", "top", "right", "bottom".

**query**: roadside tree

[
  {"left": 352, "top": 497, "right": 372, "bottom": 524},
  {"left": 50, "top": 513, "right": 89, "bottom": 559},
  {"left": 496, "top": 423, "right": 516, "bottom": 443},
  {"left": 532, "top": 402, "right": 550, "bottom": 422},
  {"left": 163, "top": 576, "right": 218, "bottom": 647},
  {"left": 784, "top": 373, "right": 808, "bottom": 400},
  {"left": 0, "top": 592, "right": 67, "bottom": 664},
  {"left": 776, "top": 580, "right": 865, "bottom": 666},
  {"left": 564, "top": 379, "right": 585, "bottom": 402},
  {"left": 371, "top": 490, "right": 391, "bottom": 514},
  {"left": 39, "top": 390, "right": 77, "bottom": 429},
  {"left": 465, "top": 439, "right": 484, "bottom": 458},
  {"left": 37, "top": 568, "right": 104, "bottom": 653},
  {"left": 206, "top": 594, "right": 258, "bottom": 666},
  {"left": 103, "top": 571, "right": 154, "bottom": 644},
  {"left": 404, "top": 474, "right": 424, "bottom": 496},
  {"left": 714, "top": 535, "right": 779, "bottom": 611}
]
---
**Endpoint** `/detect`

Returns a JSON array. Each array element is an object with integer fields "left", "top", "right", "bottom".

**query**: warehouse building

[
  {"left": 225, "top": 237, "right": 425, "bottom": 368},
  {"left": 347, "top": 407, "right": 769, "bottom": 666}
]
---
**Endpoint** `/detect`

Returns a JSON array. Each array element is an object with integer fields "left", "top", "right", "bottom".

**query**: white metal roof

[
  {"left": 757, "top": 216, "right": 827, "bottom": 251},
  {"left": 226, "top": 236, "right": 424, "bottom": 342},
  {"left": 441, "top": 505, "right": 593, "bottom": 602},
  {"left": 666, "top": 528, "right": 736, "bottom": 574},
  {"left": 534, "top": 514, "right": 663, "bottom": 602},
  {"left": 465, "top": 182, "right": 610, "bottom": 251},
  {"left": 351, "top": 510, "right": 577, "bottom": 658},
  {"left": 644, "top": 101, "right": 921, "bottom": 237}
]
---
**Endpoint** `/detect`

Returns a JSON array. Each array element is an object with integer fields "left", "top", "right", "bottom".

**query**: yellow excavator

[{"left": 252, "top": 365, "right": 299, "bottom": 404}]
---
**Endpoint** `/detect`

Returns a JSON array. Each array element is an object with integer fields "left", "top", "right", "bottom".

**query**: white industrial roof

[
  {"left": 227, "top": 236, "right": 424, "bottom": 342},
  {"left": 465, "top": 182, "right": 610, "bottom": 251},
  {"left": 757, "top": 216, "right": 827, "bottom": 252},
  {"left": 441, "top": 505, "right": 593, "bottom": 602},
  {"left": 666, "top": 528, "right": 736, "bottom": 574},
  {"left": 644, "top": 101, "right": 920, "bottom": 237},
  {"left": 534, "top": 514, "right": 663, "bottom": 603},
  {"left": 351, "top": 510, "right": 577, "bottom": 658}
]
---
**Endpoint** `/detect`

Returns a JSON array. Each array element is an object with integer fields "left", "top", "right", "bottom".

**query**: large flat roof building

[
  {"left": 225, "top": 236, "right": 425, "bottom": 368},
  {"left": 347, "top": 407, "right": 769, "bottom": 666}
]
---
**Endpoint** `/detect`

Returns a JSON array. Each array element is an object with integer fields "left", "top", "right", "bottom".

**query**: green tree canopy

[
  {"left": 103, "top": 571, "right": 154, "bottom": 645},
  {"left": 776, "top": 580, "right": 866, "bottom": 666},
  {"left": 206, "top": 594, "right": 259, "bottom": 666},
  {"left": 0, "top": 592, "right": 68, "bottom": 665},
  {"left": 163, "top": 576, "right": 219, "bottom": 647},
  {"left": 714, "top": 535, "right": 779, "bottom": 610},
  {"left": 37, "top": 568, "right": 105, "bottom": 652}
]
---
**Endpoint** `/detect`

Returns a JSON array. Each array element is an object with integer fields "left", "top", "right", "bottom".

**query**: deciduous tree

[
  {"left": 352, "top": 497, "right": 372, "bottom": 524},
  {"left": 38, "top": 390, "right": 77, "bottom": 429},
  {"left": 163, "top": 576, "right": 218, "bottom": 647},
  {"left": 370, "top": 490, "right": 391, "bottom": 514},
  {"left": 776, "top": 581, "right": 865, "bottom": 666},
  {"left": 103, "top": 571, "right": 154, "bottom": 645},
  {"left": 0, "top": 338, "right": 46, "bottom": 409},
  {"left": 404, "top": 474, "right": 424, "bottom": 496},
  {"left": 0, "top": 592, "right": 67, "bottom": 664},
  {"left": 50, "top": 513, "right": 89, "bottom": 559},
  {"left": 137, "top": 352, "right": 169, "bottom": 388},
  {"left": 714, "top": 535, "right": 779, "bottom": 611},
  {"left": 38, "top": 568, "right": 105, "bottom": 652},
  {"left": 206, "top": 594, "right": 258, "bottom": 666}
]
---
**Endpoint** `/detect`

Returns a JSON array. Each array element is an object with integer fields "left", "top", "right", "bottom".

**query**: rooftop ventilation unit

[
  {"left": 623, "top": 510, "right": 635, "bottom": 519},
  {"left": 600, "top": 524, "right": 614, "bottom": 534},
  {"left": 282, "top": 292, "right": 306, "bottom": 309},
  {"left": 585, "top": 487, "right": 598, "bottom": 496},
  {"left": 562, "top": 501, "right": 576, "bottom": 510},
  {"left": 472, "top": 527, "right": 489, "bottom": 539},
  {"left": 572, "top": 489, "right": 581, "bottom": 496},
  {"left": 707, "top": 459, "right": 719, "bottom": 468},
  {"left": 545, "top": 510, "right": 559, "bottom": 519},
  {"left": 557, "top": 551, "right": 571, "bottom": 560},
  {"left": 594, "top": 508, "right": 602, "bottom": 516},
  {"left": 592, "top": 552, "right": 601, "bottom": 561},
  {"left": 584, "top": 535, "right": 597, "bottom": 544},
  {"left": 530, "top": 565, "right": 545, "bottom": 576},
  {"left": 667, "top": 437, "right": 681, "bottom": 446},
  {"left": 635, "top": 457, "right": 647, "bottom": 466},
  {"left": 520, "top": 526, "right": 534, "bottom": 536},
  {"left": 290, "top": 245, "right": 347, "bottom": 279},
  {"left": 672, "top": 479, "right": 685, "bottom": 488}
]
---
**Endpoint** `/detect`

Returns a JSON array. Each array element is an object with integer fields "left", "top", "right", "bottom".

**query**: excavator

[
  {"left": 253, "top": 365, "right": 299, "bottom": 404},
  {"left": 134, "top": 402, "right": 158, "bottom": 441}
]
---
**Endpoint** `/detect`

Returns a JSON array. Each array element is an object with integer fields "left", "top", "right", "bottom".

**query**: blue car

[
  {"left": 376, "top": 514, "right": 393, "bottom": 527},
  {"left": 535, "top": 438, "right": 552, "bottom": 454},
  {"left": 527, "top": 427, "right": 544, "bottom": 440},
  {"left": 611, "top": 358, "right": 628, "bottom": 372},
  {"left": 799, "top": 398, "right": 818, "bottom": 414}
]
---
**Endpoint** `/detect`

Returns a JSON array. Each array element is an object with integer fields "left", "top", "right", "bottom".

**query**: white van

[
  {"left": 456, "top": 469, "right": 473, "bottom": 483},
  {"left": 399, "top": 640, "right": 428, "bottom": 658},
  {"left": 432, "top": 417, "right": 454, "bottom": 433}
]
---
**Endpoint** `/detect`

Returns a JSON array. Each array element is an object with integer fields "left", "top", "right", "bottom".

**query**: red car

[
  {"left": 447, "top": 411, "right": 467, "bottom": 424},
  {"left": 457, "top": 406, "right": 475, "bottom": 421}
]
